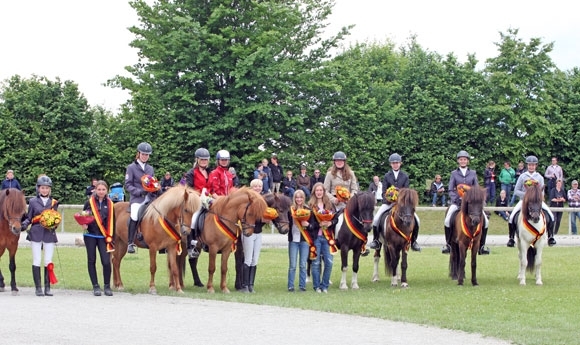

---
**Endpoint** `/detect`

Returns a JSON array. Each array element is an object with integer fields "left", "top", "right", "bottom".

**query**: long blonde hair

[
  {"left": 308, "top": 182, "right": 333, "bottom": 210},
  {"left": 292, "top": 189, "right": 308, "bottom": 210}
]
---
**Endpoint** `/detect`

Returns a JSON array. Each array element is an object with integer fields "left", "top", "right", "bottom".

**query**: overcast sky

[{"left": 1, "top": 0, "right": 578, "bottom": 112}]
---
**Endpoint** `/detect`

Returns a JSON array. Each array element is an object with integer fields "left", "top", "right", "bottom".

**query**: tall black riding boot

[
  {"left": 32, "top": 266, "right": 44, "bottom": 297},
  {"left": 478, "top": 227, "right": 490, "bottom": 255},
  {"left": 248, "top": 266, "right": 257, "bottom": 293},
  {"left": 127, "top": 219, "right": 138, "bottom": 254},
  {"left": 44, "top": 267, "right": 53, "bottom": 296},
  {"left": 507, "top": 222, "right": 516, "bottom": 247},
  {"left": 369, "top": 226, "right": 381, "bottom": 250},
  {"left": 411, "top": 222, "right": 421, "bottom": 252},
  {"left": 441, "top": 226, "right": 451, "bottom": 254},
  {"left": 547, "top": 218, "right": 556, "bottom": 246},
  {"left": 188, "top": 257, "right": 204, "bottom": 287},
  {"left": 240, "top": 264, "right": 250, "bottom": 293}
]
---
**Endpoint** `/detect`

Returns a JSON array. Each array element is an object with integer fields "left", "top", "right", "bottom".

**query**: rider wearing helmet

[
  {"left": 124, "top": 142, "right": 156, "bottom": 254},
  {"left": 208, "top": 149, "right": 234, "bottom": 198},
  {"left": 323, "top": 151, "right": 359, "bottom": 210},
  {"left": 368, "top": 153, "right": 421, "bottom": 253},
  {"left": 507, "top": 155, "right": 556, "bottom": 246},
  {"left": 21, "top": 175, "right": 60, "bottom": 296},
  {"left": 442, "top": 150, "right": 490, "bottom": 255}
]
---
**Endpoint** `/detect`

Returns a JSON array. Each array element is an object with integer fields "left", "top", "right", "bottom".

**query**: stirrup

[
  {"left": 361, "top": 248, "right": 370, "bottom": 257},
  {"left": 506, "top": 238, "right": 515, "bottom": 247},
  {"left": 188, "top": 247, "right": 200, "bottom": 259},
  {"left": 369, "top": 240, "right": 381, "bottom": 250},
  {"left": 441, "top": 244, "right": 450, "bottom": 254},
  {"left": 127, "top": 243, "right": 136, "bottom": 254}
]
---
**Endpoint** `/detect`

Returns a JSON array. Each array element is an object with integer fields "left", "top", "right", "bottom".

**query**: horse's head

[
  {"left": 145, "top": 186, "right": 201, "bottom": 236},
  {"left": 394, "top": 188, "right": 418, "bottom": 227},
  {"left": 264, "top": 193, "right": 291, "bottom": 235},
  {"left": 347, "top": 192, "right": 375, "bottom": 232},
  {"left": 0, "top": 189, "right": 27, "bottom": 236},
  {"left": 461, "top": 186, "right": 486, "bottom": 227},
  {"left": 238, "top": 188, "right": 268, "bottom": 237},
  {"left": 523, "top": 184, "right": 543, "bottom": 223}
]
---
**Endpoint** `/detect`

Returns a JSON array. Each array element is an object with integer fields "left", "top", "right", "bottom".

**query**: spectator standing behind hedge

[
  {"left": 484, "top": 160, "right": 497, "bottom": 205},
  {"left": 499, "top": 161, "right": 515, "bottom": 201},
  {"left": 549, "top": 179, "right": 566, "bottom": 235},
  {"left": 510, "top": 161, "right": 526, "bottom": 206},
  {"left": 268, "top": 153, "right": 284, "bottom": 193},
  {"left": 1, "top": 169, "right": 22, "bottom": 190},
  {"left": 567, "top": 180, "right": 580, "bottom": 235},
  {"left": 85, "top": 178, "right": 98, "bottom": 198}
]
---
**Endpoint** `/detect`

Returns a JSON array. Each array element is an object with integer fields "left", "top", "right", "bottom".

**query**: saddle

[
  {"left": 376, "top": 209, "right": 393, "bottom": 243},
  {"left": 447, "top": 208, "right": 460, "bottom": 234},
  {"left": 125, "top": 201, "right": 153, "bottom": 248},
  {"left": 195, "top": 208, "right": 209, "bottom": 233}
]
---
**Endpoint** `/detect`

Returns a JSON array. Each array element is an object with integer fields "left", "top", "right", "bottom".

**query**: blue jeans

[
  {"left": 485, "top": 182, "right": 496, "bottom": 205},
  {"left": 432, "top": 193, "right": 446, "bottom": 206},
  {"left": 570, "top": 212, "right": 580, "bottom": 235},
  {"left": 284, "top": 187, "right": 295, "bottom": 198},
  {"left": 312, "top": 235, "right": 333, "bottom": 291},
  {"left": 509, "top": 185, "right": 518, "bottom": 206},
  {"left": 288, "top": 241, "right": 309, "bottom": 290},
  {"left": 299, "top": 186, "right": 311, "bottom": 199}
]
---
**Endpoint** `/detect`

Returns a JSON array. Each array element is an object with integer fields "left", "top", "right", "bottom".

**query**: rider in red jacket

[{"left": 208, "top": 150, "right": 234, "bottom": 197}]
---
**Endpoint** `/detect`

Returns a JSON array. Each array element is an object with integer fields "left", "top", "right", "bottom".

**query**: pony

[
  {"left": 111, "top": 186, "right": 200, "bottom": 294},
  {"left": 372, "top": 188, "right": 418, "bottom": 288},
  {"left": 200, "top": 187, "right": 267, "bottom": 293},
  {"left": 0, "top": 188, "right": 27, "bottom": 295},
  {"left": 449, "top": 185, "right": 486, "bottom": 286},
  {"left": 516, "top": 184, "right": 547, "bottom": 285},
  {"left": 335, "top": 191, "right": 375, "bottom": 290}
]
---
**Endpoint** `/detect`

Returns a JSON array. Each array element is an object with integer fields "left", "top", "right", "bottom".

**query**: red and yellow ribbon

[
  {"left": 460, "top": 213, "right": 483, "bottom": 250},
  {"left": 291, "top": 207, "right": 317, "bottom": 259},
  {"left": 522, "top": 213, "right": 546, "bottom": 248},
  {"left": 213, "top": 215, "right": 239, "bottom": 252},
  {"left": 89, "top": 197, "right": 115, "bottom": 252},
  {"left": 344, "top": 208, "right": 367, "bottom": 254},
  {"left": 389, "top": 211, "right": 412, "bottom": 252},
  {"left": 159, "top": 216, "right": 182, "bottom": 255}
]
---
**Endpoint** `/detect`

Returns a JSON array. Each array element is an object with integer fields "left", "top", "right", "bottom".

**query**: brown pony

[
  {"left": 0, "top": 188, "right": 27, "bottom": 294},
  {"left": 449, "top": 185, "right": 486, "bottom": 286},
  {"left": 111, "top": 186, "right": 200, "bottom": 294},
  {"left": 375, "top": 188, "right": 418, "bottom": 288},
  {"left": 200, "top": 187, "right": 267, "bottom": 293}
]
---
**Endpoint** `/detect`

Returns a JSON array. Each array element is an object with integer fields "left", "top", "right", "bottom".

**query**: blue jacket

[{"left": 1, "top": 178, "right": 21, "bottom": 190}]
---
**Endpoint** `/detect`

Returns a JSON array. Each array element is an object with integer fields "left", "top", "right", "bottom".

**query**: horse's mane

[
  {"left": 0, "top": 188, "right": 26, "bottom": 222},
  {"left": 211, "top": 187, "right": 267, "bottom": 218},
  {"left": 346, "top": 191, "right": 375, "bottom": 214},
  {"left": 143, "top": 186, "right": 200, "bottom": 221},
  {"left": 263, "top": 193, "right": 292, "bottom": 210},
  {"left": 397, "top": 188, "right": 418, "bottom": 208},
  {"left": 461, "top": 186, "right": 486, "bottom": 213},
  {"left": 522, "top": 184, "right": 543, "bottom": 210}
]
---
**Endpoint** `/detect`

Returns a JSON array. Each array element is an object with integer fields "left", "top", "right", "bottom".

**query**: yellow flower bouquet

[
  {"left": 384, "top": 186, "right": 399, "bottom": 203},
  {"left": 263, "top": 207, "right": 279, "bottom": 221},
  {"left": 292, "top": 208, "right": 311, "bottom": 222},
  {"left": 335, "top": 186, "right": 351, "bottom": 203},
  {"left": 40, "top": 209, "right": 62, "bottom": 231},
  {"left": 524, "top": 179, "right": 539, "bottom": 188}
]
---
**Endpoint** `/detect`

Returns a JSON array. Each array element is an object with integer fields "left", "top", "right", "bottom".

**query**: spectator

[
  {"left": 549, "top": 179, "right": 566, "bottom": 235},
  {"left": 253, "top": 163, "right": 267, "bottom": 194},
  {"left": 160, "top": 172, "right": 174, "bottom": 192},
  {"left": 368, "top": 176, "right": 382, "bottom": 205},
  {"left": 310, "top": 168, "right": 324, "bottom": 191},
  {"left": 567, "top": 180, "right": 580, "bottom": 235},
  {"left": 229, "top": 167, "right": 240, "bottom": 188},
  {"left": 296, "top": 165, "right": 311, "bottom": 199},
  {"left": 499, "top": 161, "right": 515, "bottom": 202},
  {"left": 261, "top": 159, "right": 273, "bottom": 193},
  {"left": 281, "top": 170, "right": 297, "bottom": 198},
  {"left": 85, "top": 178, "right": 98, "bottom": 198},
  {"left": 484, "top": 160, "right": 496, "bottom": 205},
  {"left": 544, "top": 157, "right": 564, "bottom": 198},
  {"left": 1, "top": 169, "right": 22, "bottom": 190},
  {"left": 494, "top": 189, "right": 510, "bottom": 221},
  {"left": 430, "top": 174, "right": 446, "bottom": 207},
  {"left": 510, "top": 161, "right": 526, "bottom": 206},
  {"left": 268, "top": 153, "right": 284, "bottom": 193}
]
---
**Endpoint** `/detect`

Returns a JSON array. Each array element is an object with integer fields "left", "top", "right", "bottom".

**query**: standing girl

[
  {"left": 81, "top": 180, "right": 115, "bottom": 296},
  {"left": 22, "top": 175, "right": 59, "bottom": 296},
  {"left": 288, "top": 189, "right": 315, "bottom": 292},
  {"left": 309, "top": 182, "right": 336, "bottom": 293}
]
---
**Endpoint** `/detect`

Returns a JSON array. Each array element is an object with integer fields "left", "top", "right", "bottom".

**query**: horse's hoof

[
  {"left": 371, "top": 277, "right": 379, "bottom": 283},
  {"left": 472, "top": 281, "right": 479, "bottom": 286},
  {"left": 194, "top": 282, "right": 205, "bottom": 287},
  {"left": 0, "top": 287, "right": 4, "bottom": 293},
  {"left": 11, "top": 290, "right": 19, "bottom": 296},
  {"left": 390, "top": 283, "right": 398, "bottom": 287},
  {"left": 339, "top": 285, "right": 348, "bottom": 291},
  {"left": 149, "top": 288, "right": 158, "bottom": 295},
  {"left": 222, "top": 288, "right": 230, "bottom": 294},
  {"left": 520, "top": 281, "right": 526, "bottom": 286},
  {"left": 176, "top": 289, "right": 184, "bottom": 294},
  {"left": 401, "top": 283, "right": 409, "bottom": 288},
  {"left": 536, "top": 281, "right": 543, "bottom": 286},
  {"left": 351, "top": 284, "right": 360, "bottom": 290},
  {"left": 207, "top": 288, "right": 215, "bottom": 294}
]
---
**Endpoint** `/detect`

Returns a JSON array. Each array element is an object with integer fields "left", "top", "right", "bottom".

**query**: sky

[{"left": 1, "top": 0, "right": 578, "bottom": 112}]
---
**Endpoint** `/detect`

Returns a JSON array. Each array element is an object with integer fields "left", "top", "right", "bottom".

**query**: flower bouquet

[
  {"left": 39, "top": 209, "right": 62, "bottom": 231},
  {"left": 74, "top": 210, "right": 95, "bottom": 225},
  {"left": 263, "top": 207, "right": 279, "bottom": 221},
  {"left": 456, "top": 184, "right": 471, "bottom": 198},
  {"left": 524, "top": 179, "right": 540, "bottom": 188},
  {"left": 314, "top": 209, "right": 338, "bottom": 253},
  {"left": 385, "top": 186, "right": 399, "bottom": 203},
  {"left": 292, "top": 208, "right": 311, "bottom": 222},
  {"left": 335, "top": 186, "right": 351, "bottom": 203},
  {"left": 313, "top": 208, "right": 334, "bottom": 226}
]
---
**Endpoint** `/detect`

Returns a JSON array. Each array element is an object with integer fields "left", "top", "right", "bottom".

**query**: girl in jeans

[{"left": 288, "top": 190, "right": 315, "bottom": 292}]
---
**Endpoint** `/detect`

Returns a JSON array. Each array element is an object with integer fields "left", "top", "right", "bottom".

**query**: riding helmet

[
  {"left": 137, "top": 142, "right": 153, "bottom": 155},
  {"left": 195, "top": 148, "right": 210, "bottom": 160},
  {"left": 37, "top": 175, "right": 53, "bottom": 187},
  {"left": 389, "top": 153, "right": 402, "bottom": 163},
  {"left": 456, "top": 150, "right": 470, "bottom": 159},
  {"left": 332, "top": 151, "right": 347, "bottom": 161},
  {"left": 526, "top": 155, "right": 539, "bottom": 164},
  {"left": 216, "top": 150, "right": 230, "bottom": 160}
]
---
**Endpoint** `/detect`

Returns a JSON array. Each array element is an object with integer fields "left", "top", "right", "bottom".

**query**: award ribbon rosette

[
  {"left": 314, "top": 208, "right": 338, "bottom": 254},
  {"left": 89, "top": 197, "right": 115, "bottom": 252},
  {"left": 335, "top": 186, "right": 351, "bottom": 203},
  {"left": 291, "top": 207, "right": 317, "bottom": 259}
]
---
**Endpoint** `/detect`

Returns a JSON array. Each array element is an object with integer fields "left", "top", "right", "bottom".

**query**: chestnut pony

[
  {"left": 111, "top": 186, "right": 200, "bottom": 294},
  {"left": 0, "top": 188, "right": 27, "bottom": 294}
]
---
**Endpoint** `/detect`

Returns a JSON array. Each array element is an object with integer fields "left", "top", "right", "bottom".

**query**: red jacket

[{"left": 208, "top": 166, "right": 233, "bottom": 196}]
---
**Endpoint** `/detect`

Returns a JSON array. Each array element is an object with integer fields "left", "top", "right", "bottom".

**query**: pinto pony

[
  {"left": 373, "top": 188, "right": 418, "bottom": 288},
  {"left": 335, "top": 191, "right": 375, "bottom": 290},
  {"left": 516, "top": 184, "right": 547, "bottom": 285},
  {"left": 111, "top": 186, "right": 200, "bottom": 294},
  {"left": 449, "top": 185, "right": 486, "bottom": 286},
  {"left": 0, "top": 189, "right": 27, "bottom": 294}
]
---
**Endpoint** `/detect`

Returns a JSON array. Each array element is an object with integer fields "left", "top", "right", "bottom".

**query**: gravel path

[{"left": 1, "top": 287, "right": 513, "bottom": 345}]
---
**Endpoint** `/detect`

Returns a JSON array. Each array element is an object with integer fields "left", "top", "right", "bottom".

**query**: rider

[
  {"left": 441, "top": 150, "right": 490, "bottom": 255},
  {"left": 208, "top": 150, "right": 234, "bottom": 198},
  {"left": 368, "top": 153, "right": 421, "bottom": 252},
  {"left": 507, "top": 155, "right": 556, "bottom": 247},
  {"left": 184, "top": 148, "right": 211, "bottom": 260},
  {"left": 323, "top": 151, "right": 359, "bottom": 211},
  {"left": 124, "top": 142, "right": 156, "bottom": 254}
]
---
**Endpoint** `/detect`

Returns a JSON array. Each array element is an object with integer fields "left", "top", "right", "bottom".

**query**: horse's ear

[{"left": 183, "top": 188, "right": 189, "bottom": 202}]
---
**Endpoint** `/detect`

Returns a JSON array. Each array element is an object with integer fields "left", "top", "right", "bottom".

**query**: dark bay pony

[
  {"left": 233, "top": 193, "right": 292, "bottom": 291},
  {"left": 449, "top": 185, "right": 486, "bottom": 286},
  {"left": 200, "top": 187, "right": 267, "bottom": 293},
  {"left": 335, "top": 191, "right": 375, "bottom": 290},
  {"left": 111, "top": 186, "right": 200, "bottom": 294},
  {"left": 0, "top": 188, "right": 27, "bottom": 294},
  {"left": 373, "top": 188, "right": 418, "bottom": 288},
  {"left": 516, "top": 184, "right": 547, "bottom": 285}
]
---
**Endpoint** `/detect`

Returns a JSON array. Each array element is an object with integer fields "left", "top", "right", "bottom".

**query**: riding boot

[
  {"left": 248, "top": 266, "right": 257, "bottom": 293},
  {"left": 411, "top": 222, "right": 421, "bottom": 252},
  {"left": 547, "top": 218, "right": 556, "bottom": 246},
  {"left": 188, "top": 257, "right": 204, "bottom": 287},
  {"left": 441, "top": 226, "right": 451, "bottom": 254},
  {"left": 127, "top": 219, "right": 138, "bottom": 254},
  {"left": 187, "top": 232, "right": 200, "bottom": 259},
  {"left": 32, "top": 266, "right": 44, "bottom": 297},
  {"left": 507, "top": 222, "right": 516, "bottom": 247},
  {"left": 478, "top": 227, "right": 490, "bottom": 255},
  {"left": 369, "top": 226, "right": 381, "bottom": 250},
  {"left": 104, "top": 284, "right": 113, "bottom": 296},
  {"left": 93, "top": 284, "right": 102, "bottom": 296},
  {"left": 240, "top": 264, "right": 250, "bottom": 293},
  {"left": 44, "top": 267, "right": 53, "bottom": 296}
]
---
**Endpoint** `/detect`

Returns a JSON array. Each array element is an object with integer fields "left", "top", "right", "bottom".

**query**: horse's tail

[
  {"left": 383, "top": 245, "right": 394, "bottom": 276},
  {"left": 526, "top": 246, "right": 537, "bottom": 273},
  {"left": 449, "top": 241, "right": 459, "bottom": 280}
]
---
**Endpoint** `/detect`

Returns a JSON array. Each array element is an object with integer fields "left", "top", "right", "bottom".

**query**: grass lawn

[{"left": 4, "top": 244, "right": 578, "bottom": 345}]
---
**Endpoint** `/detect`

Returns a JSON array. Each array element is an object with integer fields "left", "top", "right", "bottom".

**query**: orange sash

[
  {"left": 522, "top": 213, "right": 546, "bottom": 248},
  {"left": 460, "top": 213, "right": 482, "bottom": 250},
  {"left": 213, "top": 215, "right": 239, "bottom": 252},
  {"left": 389, "top": 211, "right": 411, "bottom": 252},
  {"left": 89, "top": 197, "right": 115, "bottom": 252},
  {"left": 158, "top": 217, "right": 182, "bottom": 255},
  {"left": 344, "top": 208, "right": 368, "bottom": 254},
  {"left": 291, "top": 207, "right": 317, "bottom": 259}
]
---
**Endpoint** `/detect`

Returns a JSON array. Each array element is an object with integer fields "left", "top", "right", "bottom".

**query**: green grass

[{"left": 4, "top": 245, "right": 578, "bottom": 345}]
